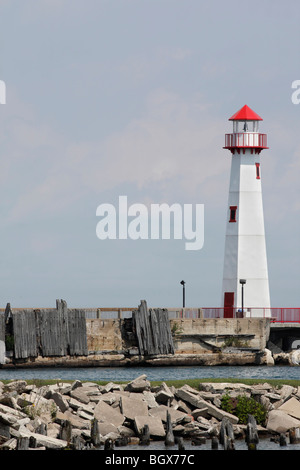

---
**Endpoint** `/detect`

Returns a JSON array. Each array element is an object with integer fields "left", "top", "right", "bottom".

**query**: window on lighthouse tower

[
  {"left": 256, "top": 163, "right": 260, "bottom": 179},
  {"left": 229, "top": 206, "right": 237, "bottom": 223}
]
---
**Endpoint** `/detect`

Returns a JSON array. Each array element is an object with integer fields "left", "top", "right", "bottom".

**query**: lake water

[{"left": 1, "top": 364, "right": 300, "bottom": 382}]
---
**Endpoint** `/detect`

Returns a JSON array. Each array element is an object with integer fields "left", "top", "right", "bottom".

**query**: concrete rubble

[{"left": 0, "top": 374, "right": 300, "bottom": 450}]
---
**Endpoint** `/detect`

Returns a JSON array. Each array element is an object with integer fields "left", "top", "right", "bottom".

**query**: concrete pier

[{"left": 1, "top": 312, "right": 272, "bottom": 368}]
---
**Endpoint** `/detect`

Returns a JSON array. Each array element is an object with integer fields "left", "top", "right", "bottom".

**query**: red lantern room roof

[{"left": 229, "top": 104, "right": 263, "bottom": 121}]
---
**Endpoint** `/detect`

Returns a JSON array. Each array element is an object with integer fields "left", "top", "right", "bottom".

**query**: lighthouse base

[{"left": 222, "top": 276, "right": 271, "bottom": 318}]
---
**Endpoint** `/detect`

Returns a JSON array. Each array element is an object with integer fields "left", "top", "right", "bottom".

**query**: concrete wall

[
  {"left": 170, "top": 318, "right": 270, "bottom": 354},
  {"left": 86, "top": 319, "right": 123, "bottom": 352},
  {"left": 86, "top": 317, "right": 270, "bottom": 355}
]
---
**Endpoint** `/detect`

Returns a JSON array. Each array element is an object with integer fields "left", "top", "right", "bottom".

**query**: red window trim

[
  {"left": 229, "top": 206, "right": 237, "bottom": 223},
  {"left": 255, "top": 162, "right": 260, "bottom": 179}
]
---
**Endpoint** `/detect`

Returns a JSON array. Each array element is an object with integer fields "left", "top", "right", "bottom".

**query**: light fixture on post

[
  {"left": 180, "top": 280, "right": 186, "bottom": 308},
  {"left": 239, "top": 279, "right": 246, "bottom": 316}
]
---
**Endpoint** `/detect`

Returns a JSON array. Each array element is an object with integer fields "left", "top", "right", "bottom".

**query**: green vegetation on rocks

[{"left": 220, "top": 393, "right": 268, "bottom": 425}]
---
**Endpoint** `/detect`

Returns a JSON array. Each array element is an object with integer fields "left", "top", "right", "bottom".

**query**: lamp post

[
  {"left": 180, "top": 280, "right": 186, "bottom": 308},
  {"left": 240, "top": 279, "right": 246, "bottom": 315}
]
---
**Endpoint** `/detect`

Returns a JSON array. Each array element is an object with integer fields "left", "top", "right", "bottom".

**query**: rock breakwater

[{"left": 1, "top": 374, "right": 300, "bottom": 450}]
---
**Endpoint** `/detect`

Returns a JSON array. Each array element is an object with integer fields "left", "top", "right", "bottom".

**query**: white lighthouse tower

[{"left": 221, "top": 105, "right": 271, "bottom": 318}]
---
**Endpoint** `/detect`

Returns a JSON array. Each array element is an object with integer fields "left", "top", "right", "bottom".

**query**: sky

[{"left": 0, "top": 0, "right": 299, "bottom": 309}]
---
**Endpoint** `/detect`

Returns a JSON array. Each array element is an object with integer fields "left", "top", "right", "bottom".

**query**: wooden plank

[
  {"left": 12, "top": 310, "right": 37, "bottom": 359},
  {"left": 133, "top": 300, "right": 153, "bottom": 355},
  {"left": 36, "top": 308, "right": 68, "bottom": 356},
  {"left": 150, "top": 308, "right": 174, "bottom": 354},
  {"left": 133, "top": 301, "right": 174, "bottom": 356},
  {"left": 68, "top": 309, "right": 88, "bottom": 356}
]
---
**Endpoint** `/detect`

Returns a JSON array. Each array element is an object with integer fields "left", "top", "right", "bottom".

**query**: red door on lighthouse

[{"left": 224, "top": 292, "right": 234, "bottom": 318}]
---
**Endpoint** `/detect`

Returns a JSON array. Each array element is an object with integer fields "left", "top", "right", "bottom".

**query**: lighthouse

[{"left": 221, "top": 105, "right": 271, "bottom": 318}]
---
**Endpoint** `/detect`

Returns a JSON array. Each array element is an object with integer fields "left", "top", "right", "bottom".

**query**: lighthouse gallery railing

[{"left": 224, "top": 132, "right": 267, "bottom": 148}]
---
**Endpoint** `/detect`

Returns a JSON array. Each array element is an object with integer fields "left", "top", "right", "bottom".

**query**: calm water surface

[{"left": 0, "top": 365, "right": 300, "bottom": 382}]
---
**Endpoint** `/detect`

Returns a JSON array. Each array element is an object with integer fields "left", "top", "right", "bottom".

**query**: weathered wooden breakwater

[
  {"left": 1, "top": 374, "right": 300, "bottom": 450},
  {"left": 2, "top": 300, "right": 88, "bottom": 361},
  {"left": 132, "top": 300, "right": 174, "bottom": 356}
]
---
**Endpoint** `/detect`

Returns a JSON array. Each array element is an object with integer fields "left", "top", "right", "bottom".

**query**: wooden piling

[
  {"left": 60, "top": 419, "right": 72, "bottom": 443},
  {"left": 36, "top": 422, "right": 47, "bottom": 435},
  {"left": 16, "top": 437, "right": 29, "bottom": 450},
  {"left": 211, "top": 436, "right": 219, "bottom": 450},
  {"left": 246, "top": 414, "right": 259, "bottom": 450},
  {"left": 165, "top": 411, "right": 175, "bottom": 446},
  {"left": 289, "top": 427, "right": 300, "bottom": 444},
  {"left": 91, "top": 418, "right": 101, "bottom": 447},
  {"left": 139, "top": 424, "right": 150, "bottom": 445},
  {"left": 104, "top": 438, "right": 114, "bottom": 450},
  {"left": 71, "top": 435, "right": 85, "bottom": 450},
  {"left": 279, "top": 433, "right": 287, "bottom": 446},
  {"left": 177, "top": 437, "right": 185, "bottom": 450},
  {"left": 220, "top": 417, "right": 235, "bottom": 450}
]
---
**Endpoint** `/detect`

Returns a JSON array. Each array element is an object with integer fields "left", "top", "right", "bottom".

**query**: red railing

[
  {"left": 196, "top": 308, "right": 300, "bottom": 322},
  {"left": 224, "top": 133, "right": 268, "bottom": 149},
  {"left": 266, "top": 308, "right": 300, "bottom": 323}
]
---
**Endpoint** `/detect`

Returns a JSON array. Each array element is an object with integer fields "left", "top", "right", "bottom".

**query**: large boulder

[
  {"left": 278, "top": 397, "right": 300, "bottom": 420},
  {"left": 120, "top": 396, "right": 148, "bottom": 421},
  {"left": 98, "top": 422, "right": 119, "bottom": 437},
  {"left": 176, "top": 387, "right": 239, "bottom": 424},
  {"left": 70, "top": 388, "right": 91, "bottom": 405},
  {"left": 94, "top": 400, "right": 124, "bottom": 427},
  {"left": 155, "top": 383, "right": 174, "bottom": 404},
  {"left": 50, "top": 392, "right": 69, "bottom": 413},
  {"left": 134, "top": 416, "right": 165, "bottom": 439},
  {"left": 142, "top": 391, "right": 159, "bottom": 409},
  {"left": 199, "top": 382, "right": 252, "bottom": 393},
  {"left": 124, "top": 375, "right": 151, "bottom": 393},
  {"left": 261, "top": 348, "right": 275, "bottom": 366},
  {"left": 56, "top": 410, "right": 90, "bottom": 430},
  {"left": 266, "top": 410, "right": 300, "bottom": 433},
  {"left": 18, "top": 430, "right": 68, "bottom": 450},
  {"left": 3, "top": 381, "right": 28, "bottom": 394},
  {"left": 149, "top": 405, "right": 188, "bottom": 424},
  {"left": 279, "top": 385, "right": 296, "bottom": 402}
]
